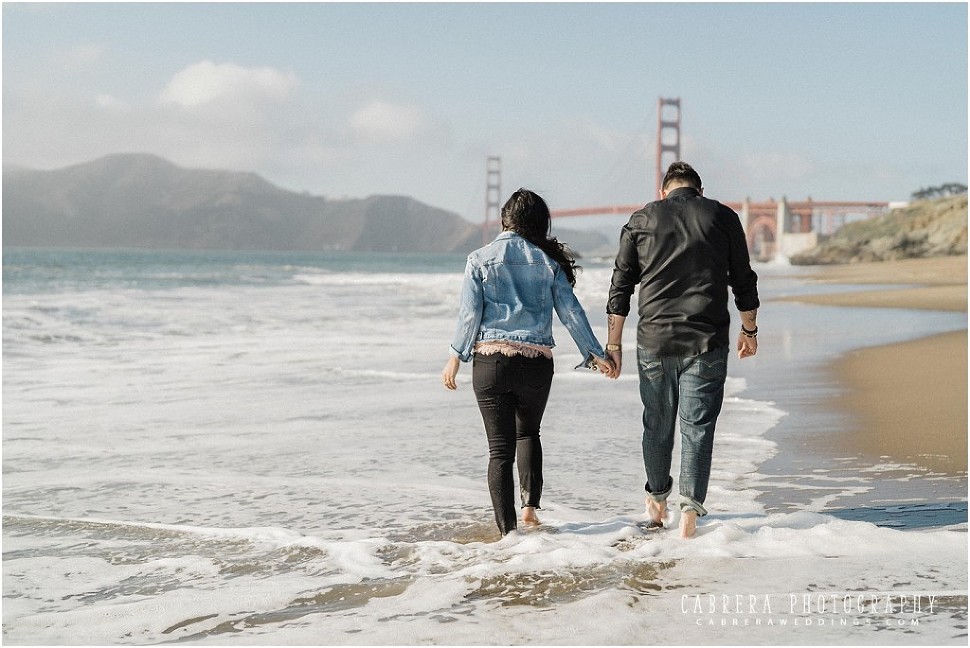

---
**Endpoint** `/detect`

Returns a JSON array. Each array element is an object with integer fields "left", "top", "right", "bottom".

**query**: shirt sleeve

[
  {"left": 723, "top": 207, "right": 760, "bottom": 312},
  {"left": 607, "top": 223, "right": 638, "bottom": 316},
  {"left": 449, "top": 258, "right": 485, "bottom": 362}
]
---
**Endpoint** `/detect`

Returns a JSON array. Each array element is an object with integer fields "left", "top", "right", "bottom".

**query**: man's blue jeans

[{"left": 636, "top": 346, "right": 729, "bottom": 516}]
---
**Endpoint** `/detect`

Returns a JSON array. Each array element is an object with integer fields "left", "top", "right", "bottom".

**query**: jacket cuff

[
  {"left": 450, "top": 346, "right": 472, "bottom": 363},
  {"left": 574, "top": 351, "right": 604, "bottom": 371}
]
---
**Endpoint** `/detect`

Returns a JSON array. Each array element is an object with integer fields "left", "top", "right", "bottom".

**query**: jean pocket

[
  {"left": 638, "top": 355, "right": 664, "bottom": 381},
  {"left": 519, "top": 357, "right": 554, "bottom": 391},
  {"left": 473, "top": 354, "right": 502, "bottom": 393},
  {"left": 687, "top": 350, "right": 727, "bottom": 381}
]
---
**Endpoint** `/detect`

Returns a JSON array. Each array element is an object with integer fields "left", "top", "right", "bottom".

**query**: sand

[{"left": 785, "top": 255, "right": 968, "bottom": 474}]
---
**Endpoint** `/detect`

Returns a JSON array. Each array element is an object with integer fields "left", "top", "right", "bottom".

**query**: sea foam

[{"left": 3, "top": 251, "right": 966, "bottom": 645}]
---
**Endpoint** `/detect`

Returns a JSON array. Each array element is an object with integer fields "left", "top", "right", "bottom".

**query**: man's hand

[
  {"left": 738, "top": 309, "right": 758, "bottom": 359},
  {"left": 606, "top": 349, "right": 623, "bottom": 377},
  {"left": 737, "top": 331, "right": 758, "bottom": 359},
  {"left": 606, "top": 313, "right": 626, "bottom": 377}
]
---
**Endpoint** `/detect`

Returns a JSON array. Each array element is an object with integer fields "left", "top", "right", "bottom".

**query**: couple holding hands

[{"left": 442, "top": 162, "right": 760, "bottom": 539}]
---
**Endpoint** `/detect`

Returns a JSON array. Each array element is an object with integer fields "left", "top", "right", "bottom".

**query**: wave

[
  {"left": 3, "top": 513, "right": 327, "bottom": 549},
  {"left": 4, "top": 507, "right": 966, "bottom": 644}
]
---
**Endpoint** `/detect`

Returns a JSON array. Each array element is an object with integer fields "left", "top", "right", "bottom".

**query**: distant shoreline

[{"left": 780, "top": 255, "right": 968, "bottom": 475}]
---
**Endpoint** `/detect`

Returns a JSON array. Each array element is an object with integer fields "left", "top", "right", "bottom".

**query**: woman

[{"left": 442, "top": 189, "right": 615, "bottom": 536}]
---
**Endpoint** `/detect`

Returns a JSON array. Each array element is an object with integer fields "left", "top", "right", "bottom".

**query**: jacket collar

[{"left": 665, "top": 186, "right": 701, "bottom": 200}]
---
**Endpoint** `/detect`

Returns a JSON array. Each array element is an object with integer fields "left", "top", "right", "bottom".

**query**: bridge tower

[
  {"left": 655, "top": 97, "right": 681, "bottom": 199},
  {"left": 483, "top": 156, "right": 502, "bottom": 244}
]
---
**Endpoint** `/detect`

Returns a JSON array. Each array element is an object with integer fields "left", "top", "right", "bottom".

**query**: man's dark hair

[{"left": 662, "top": 161, "right": 702, "bottom": 192}]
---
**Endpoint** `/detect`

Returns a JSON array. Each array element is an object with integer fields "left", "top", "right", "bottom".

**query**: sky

[{"left": 3, "top": 2, "right": 968, "bottom": 222}]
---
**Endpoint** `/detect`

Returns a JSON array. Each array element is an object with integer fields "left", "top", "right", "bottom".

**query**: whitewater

[{"left": 2, "top": 248, "right": 966, "bottom": 645}]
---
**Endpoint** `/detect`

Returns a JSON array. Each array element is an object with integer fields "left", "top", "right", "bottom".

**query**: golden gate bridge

[{"left": 482, "top": 98, "right": 891, "bottom": 261}]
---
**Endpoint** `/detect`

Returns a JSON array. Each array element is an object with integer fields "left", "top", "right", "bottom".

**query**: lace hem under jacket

[{"left": 474, "top": 340, "right": 553, "bottom": 359}]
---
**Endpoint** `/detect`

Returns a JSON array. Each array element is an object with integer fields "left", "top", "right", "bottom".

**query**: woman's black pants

[{"left": 472, "top": 352, "right": 554, "bottom": 535}]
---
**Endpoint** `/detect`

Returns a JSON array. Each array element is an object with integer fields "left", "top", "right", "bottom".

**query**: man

[{"left": 605, "top": 161, "right": 759, "bottom": 539}]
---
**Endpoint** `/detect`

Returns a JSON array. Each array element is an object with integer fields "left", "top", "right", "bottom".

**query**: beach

[
  {"left": 782, "top": 255, "right": 968, "bottom": 474},
  {"left": 2, "top": 248, "right": 966, "bottom": 645}
]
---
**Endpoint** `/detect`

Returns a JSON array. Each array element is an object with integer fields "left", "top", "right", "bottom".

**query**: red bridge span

[{"left": 549, "top": 199, "right": 890, "bottom": 260}]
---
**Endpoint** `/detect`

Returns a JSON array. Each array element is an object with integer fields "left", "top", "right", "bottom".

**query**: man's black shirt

[{"left": 607, "top": 186, "right": 760, "bottom": 356}]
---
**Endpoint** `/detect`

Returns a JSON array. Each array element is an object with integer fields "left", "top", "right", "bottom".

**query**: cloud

[
  {"left": 348, "top": 100, "right": 432, "bottom": 144},
  {"left": 160, "top": 60, "right": 299, "bottom": 108}
]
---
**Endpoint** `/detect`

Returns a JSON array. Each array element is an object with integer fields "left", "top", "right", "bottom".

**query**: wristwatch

[{"left": 606, "top": 343, "right": 622, "bottom": 352}]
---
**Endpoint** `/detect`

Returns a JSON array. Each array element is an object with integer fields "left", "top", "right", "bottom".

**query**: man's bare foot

[
  {"left": 645, "top": 498, "right": 667, "bottom": 526},
  {"left": 680, "top": 510, "right": 697, "bottom": 539},
  {"left": 522, "top": 507, "right": 540, "bottom": 526}
]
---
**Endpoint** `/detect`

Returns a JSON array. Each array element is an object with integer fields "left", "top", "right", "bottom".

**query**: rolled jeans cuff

[
  {"left": 680, "top": 498, "right": 708, "bottom": 517},
  {"left": 644, "top": 477, "right": 673, "bottom": 501}
]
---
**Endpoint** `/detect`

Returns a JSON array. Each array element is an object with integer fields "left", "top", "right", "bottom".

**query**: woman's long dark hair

[{"left": 501, "top": 189, "right": 580, "bottom": 285}]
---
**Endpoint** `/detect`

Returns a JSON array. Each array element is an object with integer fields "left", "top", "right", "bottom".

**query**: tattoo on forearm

[{"left": 608, "top": 314, "right": 616, "bottom": 332}]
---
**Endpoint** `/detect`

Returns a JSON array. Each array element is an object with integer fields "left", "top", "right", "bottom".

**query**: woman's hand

[
  {"left": 442, "top": 356, "right": 460, "bottom": 390},
  {"left": 594, "top": 355, "right": 618, "bottom": 379}
]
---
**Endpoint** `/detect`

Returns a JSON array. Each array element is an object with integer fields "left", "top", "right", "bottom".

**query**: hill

[
  {"left": 790, "top": 194, "right": 968, "bottom": 264},
  {"left": 2, "top": 154, "right": 484, "bottom": 254}
]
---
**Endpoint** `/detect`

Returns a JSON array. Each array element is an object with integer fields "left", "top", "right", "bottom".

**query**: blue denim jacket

[{"left": 449, "top": 232, "right": 606, "bottom": 366}]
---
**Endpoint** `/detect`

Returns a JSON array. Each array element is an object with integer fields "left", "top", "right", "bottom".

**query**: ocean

[{"left": 2, "top": 247, "right": 967, "bottom": 645}]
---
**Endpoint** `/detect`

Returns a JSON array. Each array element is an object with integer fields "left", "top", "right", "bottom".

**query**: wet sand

[{"left": 784, "top": 255, "right": 968, "bottom": 474}]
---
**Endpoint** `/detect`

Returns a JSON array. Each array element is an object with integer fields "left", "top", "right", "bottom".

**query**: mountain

[
  {"left": 2, "top": 154, "right": 484, "bottom": 253},
  {"left": 790, "top": 194, "right": 968, "bottom": 264}
]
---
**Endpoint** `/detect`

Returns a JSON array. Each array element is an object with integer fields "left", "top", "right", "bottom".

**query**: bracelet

[
  {"left": 741, "top": 325, "right": 758, "bottom": 338},
  {"left": 606, "top": 343, "right": 622, "bottom": 352}
]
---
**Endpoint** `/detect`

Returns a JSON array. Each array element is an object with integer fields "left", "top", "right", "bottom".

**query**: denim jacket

[{"left": 449, "top": 232, "right": 606, "bottom": 366}]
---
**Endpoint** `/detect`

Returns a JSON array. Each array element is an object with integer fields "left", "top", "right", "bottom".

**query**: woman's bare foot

[
  {"left": 645, "top": 497, "right": 667, "bottom": 526},
  {"left": 522, "top": 507, "right": 540, "bottom": 526},
  {"left": 679, "top": 510, "right": 697, "bottom": 539}
]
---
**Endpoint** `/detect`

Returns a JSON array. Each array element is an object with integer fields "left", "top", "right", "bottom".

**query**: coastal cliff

[{"left": 790, "top": 194, "right": 968, "bottom": 264}]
